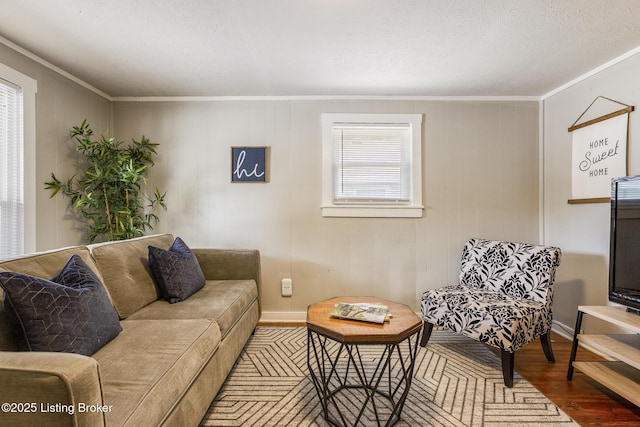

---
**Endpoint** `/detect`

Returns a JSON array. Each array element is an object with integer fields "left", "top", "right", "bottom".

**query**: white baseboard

[
  {"left": 259, "top": 313, "right": 609, "bottom": 359},
  {"left": 259, "top": 311, "right": 307, "bottom": 323},
  {"left": 261, "top": 312, "right": 576, "bottom": 336},
  {"left": 259, "top": 310, "right": 425, "bottom": 324},
  {"left": 551, "top": 319, "right": 575, "bottom": 341},
  {"left": 551, "top": 319, "right": 615, "bottom": 360}
]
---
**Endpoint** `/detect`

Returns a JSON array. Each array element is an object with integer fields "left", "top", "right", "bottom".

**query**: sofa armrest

[
  {"left": 0, "top": 351, "right": 105, "bottom": 427},
  {"left": 192, "top": 248, "right": 262, "bottom": 314}
]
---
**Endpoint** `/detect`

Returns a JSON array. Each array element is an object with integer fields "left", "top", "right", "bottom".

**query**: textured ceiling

[{"left": 1, "top": 0, "right": 640, "bottom": 98}]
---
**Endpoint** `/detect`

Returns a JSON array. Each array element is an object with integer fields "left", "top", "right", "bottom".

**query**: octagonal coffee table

[{"left": 306, "top": 296, "right": 422, "bottom": 427}]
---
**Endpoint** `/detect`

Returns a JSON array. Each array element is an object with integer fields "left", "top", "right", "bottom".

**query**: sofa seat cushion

[
  {"left": 126, "top": 279, "right": 258, "bottom": 339},
  {"left": 92, "top": 318, "right": 220, "bottom": 427},
  {"left": 421, "top": 284, "right": 551, "bottom": 353}
]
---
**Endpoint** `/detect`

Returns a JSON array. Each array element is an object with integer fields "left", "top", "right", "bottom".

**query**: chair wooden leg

[
  {"left": 540, "top": 332, "right": 555, "bottom": 363},
  {"left": 500, "top": 350, "right": 514, "bottom": 388},
  {"left": 419, "top": 321, "right": 434, "bottom": 347}
]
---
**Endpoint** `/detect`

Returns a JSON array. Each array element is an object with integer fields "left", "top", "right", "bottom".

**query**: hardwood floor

[{"left": 494, "top": 331, "right": 640, "bottom": 426}]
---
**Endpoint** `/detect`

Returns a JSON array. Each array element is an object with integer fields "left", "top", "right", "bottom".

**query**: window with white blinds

[
  {"left": 331, "top": 122, "right": 411, "bottom": 203},
  {"left": 0, "top": 79, "right": 23, "bottom": 259},
  {"left": 322, "top": 113, "right": 423, "bottom": 218}
]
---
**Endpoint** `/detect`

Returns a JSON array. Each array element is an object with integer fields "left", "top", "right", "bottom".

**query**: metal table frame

[{"left": 307, "top": 327, "right": 420, "bottom": 427}]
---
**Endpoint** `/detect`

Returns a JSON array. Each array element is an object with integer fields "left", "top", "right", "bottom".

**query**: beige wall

[
  {"left": 2, "top": 42, "right": 541, "bottom": 315},
  {"left": 113, "top": 99, "right": 539, "bottom": 313},
  {"left": 7, "top": 29, "right": 640, "bottom": 324},
  {"left": 0, "top": 43, "right": 112, "bottom": 251},
  {"left": 543, "top": 53, "right": 640, "bottom": 332}
]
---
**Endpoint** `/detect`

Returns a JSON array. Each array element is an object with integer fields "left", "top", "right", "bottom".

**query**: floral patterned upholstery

[{"left": 421, "top": 238, "right": 562, "bottom": 353}]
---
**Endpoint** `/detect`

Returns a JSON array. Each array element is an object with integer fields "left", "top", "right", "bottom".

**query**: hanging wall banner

[
  {"left": 567, "top": 96, "right": 633, "bottom": 204},
  {"left": 571, "top": 113, "right": 628, "bottom": 201}
]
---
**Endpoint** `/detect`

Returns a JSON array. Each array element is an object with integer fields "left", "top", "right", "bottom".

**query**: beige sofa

[{"left": 0, "top": 234, "right": 261, "bottom": 427}]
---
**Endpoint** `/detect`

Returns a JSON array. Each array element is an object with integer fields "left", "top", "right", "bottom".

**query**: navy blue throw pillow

[
  {"left": 0, "top": 255, "right": 122, "bottom": 356},
  {"left": 148, "top": 237, "right": 205, "bottom": 303}
]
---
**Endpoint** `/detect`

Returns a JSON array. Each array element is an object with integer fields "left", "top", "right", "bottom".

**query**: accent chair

[{"left": 419, "top": 238, "right": 562, "bottom": 387}]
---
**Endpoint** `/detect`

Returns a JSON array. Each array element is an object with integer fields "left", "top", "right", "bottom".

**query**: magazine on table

[{"left": 329, "top": 302, "right": 392, "bottom": 324}]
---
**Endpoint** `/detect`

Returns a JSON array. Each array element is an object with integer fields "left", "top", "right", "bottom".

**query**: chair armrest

[
  {"left": 192, "top": 248, "right": 262, "bottom": 314},
  {"left": 0, "top": 351, "right": 105, "bottom": 427}
]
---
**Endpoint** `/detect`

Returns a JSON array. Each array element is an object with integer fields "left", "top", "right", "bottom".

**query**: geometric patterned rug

[{"left": 200, "top": 327, "right": 578, "bottom": 426}]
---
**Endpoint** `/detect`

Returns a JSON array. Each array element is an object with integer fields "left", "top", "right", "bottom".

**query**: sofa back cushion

[
  {"left": 90, "top": 234, "right": 174, "bottom": 319},
  {"left": 0, "top": 246, "right": 98, "bottom": 351}
]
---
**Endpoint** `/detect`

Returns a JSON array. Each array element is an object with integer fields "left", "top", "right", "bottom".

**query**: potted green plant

[{"left": 45, "top": 120, "right": 167, "bottom": 242}]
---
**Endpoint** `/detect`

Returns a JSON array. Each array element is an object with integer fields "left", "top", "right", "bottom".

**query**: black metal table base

[{"left": 307, "top": 329, "right": 420, "bottom": 427}]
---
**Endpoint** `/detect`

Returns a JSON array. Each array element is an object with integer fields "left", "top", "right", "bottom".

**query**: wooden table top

[{"left": 306, "top": 296, "right": 423, "bottom": 345}]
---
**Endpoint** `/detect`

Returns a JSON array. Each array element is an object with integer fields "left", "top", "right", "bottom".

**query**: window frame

[
  {"left": 0, "top": 63, "right": 37, "bottom": 257},
  {"left": 321, "top": 113, "right": 423, "bottom": 218}
]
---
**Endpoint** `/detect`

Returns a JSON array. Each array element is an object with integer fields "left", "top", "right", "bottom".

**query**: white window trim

[
  {"left": 321, "top": 113, "right": 423, "bottom": 218},
  {"left": 0, "top": 63, "right": 37, "bottom": 254}
]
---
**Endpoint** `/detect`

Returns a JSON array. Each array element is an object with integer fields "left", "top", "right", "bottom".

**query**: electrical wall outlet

[{"left": 281, "top": 278, "right": 292, "bottom": 297}]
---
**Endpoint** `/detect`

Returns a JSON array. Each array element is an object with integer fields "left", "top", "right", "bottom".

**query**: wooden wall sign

[
  {"left": 568, "top": 97, "right": 633, "bottom": 204},
  {"left": 231, "top": 146, "right": 270, "bottom": 183}
]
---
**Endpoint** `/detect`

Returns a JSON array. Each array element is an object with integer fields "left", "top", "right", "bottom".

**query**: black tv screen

[{"left": 609, "top": 175, "right": 640, "bottom": 313}]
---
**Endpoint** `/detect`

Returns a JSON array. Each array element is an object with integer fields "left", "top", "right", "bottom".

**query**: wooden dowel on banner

[
  {"left": 568, "top": 106, "right": 634, "bottom": 132},
  {"left": 567, "top": 198, "right": 610, "bottom": 204}
]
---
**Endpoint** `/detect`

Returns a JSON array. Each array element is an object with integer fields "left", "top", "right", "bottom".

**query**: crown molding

[
  {"left": 542, "top": 45, "right": 640, "bottom": 100},
  {"left": 3, "top": 33, "right": 639, "bottom": 102},
  {"left": 112, "top": 95, "right": 541, "bottom": 102},
  {"left": 0, "top": 35, "right": 112, "bottom": 101}
]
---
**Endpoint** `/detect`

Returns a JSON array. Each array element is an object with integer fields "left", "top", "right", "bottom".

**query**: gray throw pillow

[
  {"left": 148, "top": 237, "right": 205, "bottom": 303},
  {"left": 0, "top": 255, "right": 122, "bottom": 356}
]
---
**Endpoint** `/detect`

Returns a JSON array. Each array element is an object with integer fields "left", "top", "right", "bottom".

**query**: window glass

[
  {"left": 322, "top": 113, "right": 423, "bottom": 218},
  {"left": 332, "top": 122, "right": 411, "bottom": 204}
]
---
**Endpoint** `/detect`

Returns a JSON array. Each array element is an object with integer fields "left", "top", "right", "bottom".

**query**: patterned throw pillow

[
  {"left": 148, "top": 237, "right": 205, "bottom": 303},
  {"left": 0, "top": 255, "right": 122, "bottom": 356}
]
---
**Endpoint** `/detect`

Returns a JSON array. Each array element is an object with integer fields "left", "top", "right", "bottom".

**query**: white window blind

[
  {"left": 322, "top": 113, "right": 423, "bottom": 218},
  {"left": 0, "top": 79, "right": 24, "bottom": 259},
  {"left": 332, "top": 122, "right": 411, "bottom": 204}
]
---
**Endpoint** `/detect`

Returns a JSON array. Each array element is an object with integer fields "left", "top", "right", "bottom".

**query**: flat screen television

[{"left": 609, "top": 175, "right": 640, "bottom": 314}]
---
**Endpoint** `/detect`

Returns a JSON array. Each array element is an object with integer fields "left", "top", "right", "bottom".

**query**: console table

[
  {"left": 306, "top": 297, "right": 422, "bottom": 427},
  {"left": 567, "top": 305, "right": 640, "bottom": 407}
]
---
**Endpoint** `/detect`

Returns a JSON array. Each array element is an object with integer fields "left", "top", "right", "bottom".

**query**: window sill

[{"left": 321, "top": 205, "right": 424, "bottom": 218}]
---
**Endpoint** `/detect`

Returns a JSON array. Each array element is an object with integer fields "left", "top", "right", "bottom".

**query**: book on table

[{"left": 329, "top": 302, "right": 391, "bottom": 324}]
